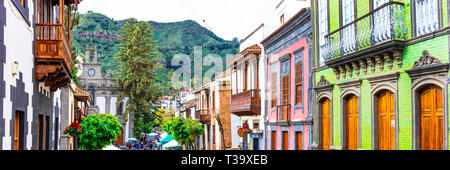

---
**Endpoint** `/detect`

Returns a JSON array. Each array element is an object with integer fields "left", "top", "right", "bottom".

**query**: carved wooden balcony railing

[
  {"left": 196, "top": 109, "right": 211, "bottom": 124},
  {"left": 35, "top": 23, "right": 72, "bottom": 91},
  {"left": 277, "top": 104, "right": 291, "bottom": 122},
  {"left": 322, "top": 2, "right": 407, "bottom": 80},
  {"left": 231, "top": 89, "right": 261, "bottom": 116}
]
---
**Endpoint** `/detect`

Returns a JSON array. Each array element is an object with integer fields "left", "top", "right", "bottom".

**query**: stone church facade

[{"left": 77, "top": 47, "right": 132, "bottom": 143}]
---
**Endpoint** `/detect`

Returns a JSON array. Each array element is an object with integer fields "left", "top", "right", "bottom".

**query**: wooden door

[
  {"left": 420, "top": 85, "right": 444, "bottom": 150},
  {"left": 37, "top": 115, "right": 42, "bottom": 150},
  {"left": 283, "top": 131, "right": 289, "bottom": 150},
  {"left": 378, "top": 91, "right": 395, "bottom": 150},
  {"left": 346, "top": 95, "right": 359, "bottom": 150},
  {"left": 14, "top": 111, "right": 20, "bottom": 150},
  {"left": 296, "top": 132, "right": 303, "bottom": 150},
  {"left": 272, "top": 131, "right": 277, "bottom": 150},
  {"left": 282, "top": 76, "right": 290, "bottom": 121},
  {"left": 202, "top": 133, "right": 206, "bottom": 150},
  {"left": 45, "top": 116, "right": 50, "bottom": 150},
  {"left": 117, "top": 127, "right": 124, "bottom": 145},
  {"left": 321, "top": 98, "right": 331, "bottom": 150}
]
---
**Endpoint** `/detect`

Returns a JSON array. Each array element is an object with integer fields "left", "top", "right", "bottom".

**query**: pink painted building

[{"left": 261, "top": 8, "right": 313, "bottom": 150}]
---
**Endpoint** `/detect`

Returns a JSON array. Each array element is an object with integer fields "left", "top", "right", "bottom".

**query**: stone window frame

[
  {"left": 406, "top": 57, "right": 449, "bottom": 150},
  {"left": 293, "top": 48, "right": 304, "bottom": 110},
  {"left": 313, "top": 76, "right": 334, "bottom": 150},
  {"left": 276, "top": 54, "right": 291, "bottom": 124},
  {"left": 279, "top": 53, "right": 291, "bottom": 109},
  {"left": 410, "top": 0, "right": 444, "bottom": 38},
  {"left": 337, "top": 79, "right": 362, "bottom": 150},
  {"left": 367, "top": 72, "right": 400, "bottom": 150}
]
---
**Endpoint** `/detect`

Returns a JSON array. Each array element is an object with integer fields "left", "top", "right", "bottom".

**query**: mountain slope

[{"left": 72, "top": 12, "right": 239, "bottom": 93}]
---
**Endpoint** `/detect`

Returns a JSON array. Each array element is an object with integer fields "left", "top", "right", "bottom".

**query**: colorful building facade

[
  {"left": 209, "top": 71, "right": 233, "bottom": 150},
  {"left": 262, "top": 8, "right": 313, "bottom": 150},
  {"left": 227, "top": 23, "right": 269, "bottom": 150},
  {"left": 311, "top": 0, "right": 450, "bottom": 150}
]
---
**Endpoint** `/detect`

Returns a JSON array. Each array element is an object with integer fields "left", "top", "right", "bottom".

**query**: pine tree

[{"left": 116, "top": 18, "right": 163, "bottom": 136}]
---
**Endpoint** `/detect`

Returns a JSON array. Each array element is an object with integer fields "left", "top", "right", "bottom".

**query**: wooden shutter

[
  {"left": 321, "top": 98, "right": 331, "bottom": 150},
  {"left": 271, "top": 72, "right": 277, "bottom": 108},
  {"left": 282, "top": 76, "right": 290, "bottom": 121},
  {"left": 295, "top": 63, "right": 303, "bottom": 105}
]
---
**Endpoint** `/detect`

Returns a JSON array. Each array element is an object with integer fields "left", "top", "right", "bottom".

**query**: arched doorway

[
  {"left": 116, "top": 127, "right": 124, "bottom": 145},
  {"left": 377, "top": 90, "right": 395, "bottom": 150},
  {"left": 320, "top": 98, "right": 331, "bottom": 150},
  {"left": 419, "top": 85, "right": 444, "bottom": 150},
  {"left": 345, "top": 94, "right": 358, "bottom": 150},
  {"left": 87, "top": 85, "right": 96, "bottom": 106}
]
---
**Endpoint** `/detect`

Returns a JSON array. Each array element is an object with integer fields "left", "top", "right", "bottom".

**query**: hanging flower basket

[
  {"left": 242, "top": 122, "right": 253, "bottom": 134},
  {"left": 64, "top": 107, "right": 85, "bottom": 137},
  {"left": 64, "top": 120, "right": 82, "bottom": 137}
]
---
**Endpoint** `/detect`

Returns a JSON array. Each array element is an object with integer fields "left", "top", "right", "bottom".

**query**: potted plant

[{"left": 63, "top": 107, "right": 85, "bottom": 150}]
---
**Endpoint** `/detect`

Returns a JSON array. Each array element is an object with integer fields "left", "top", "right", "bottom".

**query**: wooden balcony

[
  {"left": 35, "top": 23, "right": 72, "bottom": 91},
  {"left": 231, "top": 89, "right": 261, "bottom": 116},
  {"left": 276, "top": 104, "right": 291, "bottom": 123},
  {"left": 195, "top": 109, "right": 211, "bottom": 124},
  {"left": 321, "top": 2, "right": 407, "bottom": 80}
]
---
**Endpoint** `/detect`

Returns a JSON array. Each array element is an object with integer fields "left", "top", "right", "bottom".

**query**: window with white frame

[
  {"left": 415, "top": 0, "right": 439, "bottom": 36},
  {"left": 318, "top": 0, "right": 328, "bottom": 67},
  {"left": 341, "top": 0, "right": 356, "bottom": 55},
  {"left": 271, "top": 63, "right": 278, "bottom": 109}
]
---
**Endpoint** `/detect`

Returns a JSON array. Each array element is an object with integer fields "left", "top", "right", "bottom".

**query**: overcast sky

[{"left": 78, "top": 0, "right": 279, "bottom": 41}]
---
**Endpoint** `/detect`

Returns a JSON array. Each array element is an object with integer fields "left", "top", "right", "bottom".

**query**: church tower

[{"left": 78, "top": 46, "right": 133, "bottom": 142}]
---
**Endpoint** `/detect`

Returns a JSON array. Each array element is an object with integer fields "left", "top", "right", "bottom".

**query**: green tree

[
  {"left": 161, "top": 117, "right": 204, "bottom": 149},
  {"left": 116, "top": 18, "right": 163, "bottom": 137},
  {"left": 78, "top": 114, "right": 122, "bottom": 150},
  {"left": 132, "top": 103, "right": 157, "bottom": 137},
  {"left": 71, "top": 47, "right": 80, "bottom": 86}
]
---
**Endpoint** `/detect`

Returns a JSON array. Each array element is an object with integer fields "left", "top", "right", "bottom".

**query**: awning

[
  {"left": 163, "top": 140, "right": 180, "bottom": 149},
  {"left": 127, "top": 138, "right": 137, "bottom": 142},
  {"left": 157, "top": 134, "right": 174, "bottom": 146},
  {"left": 74, "top": 86, "right": 92, "bottom": 102}
]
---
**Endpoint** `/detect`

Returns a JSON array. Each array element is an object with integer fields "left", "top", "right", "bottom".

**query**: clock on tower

[{"left": 88, "top": 68, "right": 95, "bottom": 77}]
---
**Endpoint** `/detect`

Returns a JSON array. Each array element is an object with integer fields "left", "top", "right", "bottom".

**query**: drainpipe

[{"left": 264, "top": 54, "right": 269, "bottom": 150}]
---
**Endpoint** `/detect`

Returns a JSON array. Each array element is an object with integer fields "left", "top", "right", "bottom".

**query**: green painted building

[{"left": 310, "top": 0, "right": 450, "bottom": 150}]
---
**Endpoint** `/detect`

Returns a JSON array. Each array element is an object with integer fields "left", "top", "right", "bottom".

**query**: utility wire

[{"left": 179, "top": 0, "right": 213, "bottom": 31}]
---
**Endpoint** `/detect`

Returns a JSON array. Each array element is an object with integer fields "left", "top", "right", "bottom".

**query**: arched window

[{"left": 87, "top": 85, "right": 96, "bottom": 106}]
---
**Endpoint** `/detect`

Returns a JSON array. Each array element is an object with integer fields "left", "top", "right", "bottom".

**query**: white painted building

[
  {"left": 268, "top": 0, "right": 311, "bottom": 26},
  {"left": 228, "top": 24, "right": 268, "bottom": 150},
  {"left": 0, "top": 0, "right": 35, "bottom": 150}
]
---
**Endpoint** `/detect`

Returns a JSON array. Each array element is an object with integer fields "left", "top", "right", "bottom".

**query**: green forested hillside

[{"left": 72, "top": 11, "right": 239, "bottom": 93}]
